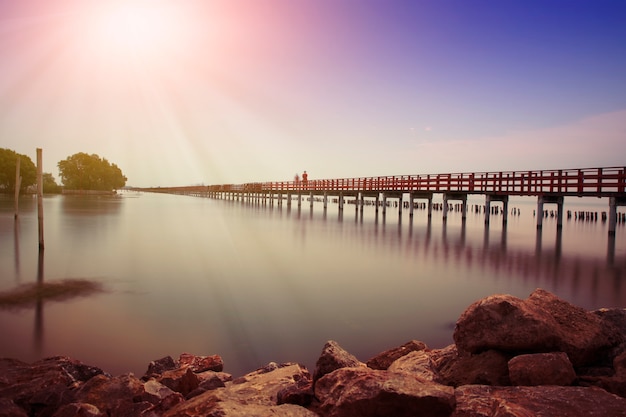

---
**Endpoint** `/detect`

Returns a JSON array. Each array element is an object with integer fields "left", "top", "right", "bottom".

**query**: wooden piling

[
  {"left": 37, "top": 148, "right": 44, "bottom": 250},
  {"left": 14, "top": 157, "right": 21, "bottom": 219}
]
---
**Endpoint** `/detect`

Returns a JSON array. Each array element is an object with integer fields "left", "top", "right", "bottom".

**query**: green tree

[
  {"left": 0, "top": 148, "right": 37, "bottom": 193},
  {"left": 58, "top": 153, "right": 127, "bottom": 191},
  {"left": 43, "top": 173, "right": 62, "bottom": 194}
]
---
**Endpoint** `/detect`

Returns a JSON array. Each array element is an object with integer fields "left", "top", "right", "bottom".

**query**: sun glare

[{"left": 89, "top": 1, "right": 181, "bottom": 56}]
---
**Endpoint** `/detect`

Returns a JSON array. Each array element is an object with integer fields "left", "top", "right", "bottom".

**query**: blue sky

[{"left": 1, "top": 0, "right": 625, "bottom": 186}]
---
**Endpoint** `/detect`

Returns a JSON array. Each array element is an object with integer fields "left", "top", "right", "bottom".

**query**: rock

[
  {"left": 508, "top": 352, "right": 576, "bottom": 386},
  {"left": 314, "top": 366, "right": 456, "bottom": 417},
  {"left": 178, "top": 353, "right": 224, "bottom": 373},
  {"left": 72, "top": 373, "right": 182, "bottom": 416},
  {"left": 388, "top": 350, "right": 439, "bottom": 382},
  {"left": 454, "top": 288, "right": 623, "bottom": 367},
  {"left": 185, "top": 372, "right": 229, "bottom": 399},
  {"left": 51, "top": 403, "right": 105, "bottom": 417},
  {"left": 143, "top": 356, "right": 177, "bottom": 380},
  {"left": 312, "top": 340, "right": 364, "bottom": 383},
  {"left": 163, "top": 363, "right": 314, "bottom": 416},
  {"left": 276, "top": 382, "right": 314, "bottom": 407},
  {"left": 579, "top": 349, "right": 626, "bottom": 397},
  {"left": 0, "top": 398, "right": 28, "bottom": 417},
  {"left": 0, "top": 357, "right": 103, "bottom": 416},
  {"left": 452, "top": 385, "right": 626, "bottom": 417},
  {"left": 435, "top": 349, "right": 511, "bottom": 387},
  {"left": 165, "top": 399, "right": 317, "bottom": 417},
  {"left": 594, "top": 308, "right": 626, "bottom": 337},
  {"left": 366, "top": 340, "right": 427, "bottom": 370},
  {"left": 156, "top": 367, "right": 200, "bottom": 397}
]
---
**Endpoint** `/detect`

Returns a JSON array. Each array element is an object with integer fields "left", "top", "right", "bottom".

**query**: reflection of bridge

[{"left": 142, "top": 166, "right": 626, "bottom": 234}]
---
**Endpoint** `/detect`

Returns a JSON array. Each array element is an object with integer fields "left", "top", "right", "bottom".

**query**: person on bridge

[{"left": 302, "top": 171, "right": 308, "bottom": 184}]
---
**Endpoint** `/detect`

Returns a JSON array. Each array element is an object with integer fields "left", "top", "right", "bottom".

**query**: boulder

[
  {"left": 143, "top": 356, "right": 177, "bottom": 380},
  {"left": 452, "top": 385, "right": 626, "bottom": 417},
  {"left": 454, "top": 289, "right": 623, "bottom": 367},
  {"left": 508, "top": 352, "right": 576, "bottom": 386},
  {"left": 72, "top": 373, "right": 179, "bottom": 416},
  {"left": 0, "top": 398, "right": 28, "bottom": 417},
  {"left": 579, "top": 349, "right": 626, "bottom": 398},
  {"left": 435, "top": 349, "right": 511, "bottom": 387},
  {"left": 185, "top": 371, "right": 228, "bottom": 399},
  {"left": 0, "top": 357, "right": 103, "bottom": 416},
  {"left": 366, "top": 340, "right": 427, "bottom": 370},
  {"left": 51, "top": 403, "right": 105, "bottom": 417},
  {"left": 314, "top": 366, "right": 456, "bottom": 417},
  {"left": 163, "top": 362, "right": 314, "bottom": 417},
  {"left": 388, "top": 350, "right": 439, "bottom": 382},
  {"left": 312, "top": 340, "right": 364, "bottom": 383},
  {"left": 177, "top": 353, "right": 224, "bottom": 373},
  {"left": 156, "top": 367, "right": 200, "bottom": 397}
]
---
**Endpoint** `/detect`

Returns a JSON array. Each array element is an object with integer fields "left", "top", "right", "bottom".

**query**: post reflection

[
  {"left": 14, "top": 219, "right": 20, "bottom": 283},
  {"left": 35, "top": 249, "right": 44, "bottom": 355}
]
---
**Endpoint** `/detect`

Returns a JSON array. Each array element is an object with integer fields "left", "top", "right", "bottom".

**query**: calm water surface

[{"left": 1, "top": 192, "right": 625, "bottom": 377}]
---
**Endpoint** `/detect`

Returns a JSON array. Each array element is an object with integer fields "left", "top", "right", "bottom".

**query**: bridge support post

[
  {"left": 375, "top": 194, "right": 380, "bottom": 213},
  {"left": 323, "top": 192, "right": 328, "bottom": 209},
  {"left": 537, "top": 195, "right": 564, "bottom": 229},
  {"left": 398, "top": 194, "right": 403, "bottom": 216},
  {"left": 443, "top": 194, "right": 449, "bottom": 222},
  {"left": 609, "top": 197, "right": 617, "bottom": 235},
  {"left": 339, "top": 193, "right": 344, "bottom": 211},
  {"left": 428, "top": 197, "right": 432, "bottom": 218},
  {"left": 360, "top": 193, "right": 364, "bottom": 213},
  {"left": 287, "top": 193, "right": 291, "bottom": 208},
  {"left": 382, "top": 193, "right": 387, "bottom": 215},
  {"left": 409, "top": 193, "right": 414, "bottom": 217},
  {"left": 607, "top": 197, "right": 626, "bottom": 235},
  {"left": 502, "top": 197, "right": 509, "bottom": 225},
  {"left": 297, "top": 193, "right": 301, "bottom": 208}
]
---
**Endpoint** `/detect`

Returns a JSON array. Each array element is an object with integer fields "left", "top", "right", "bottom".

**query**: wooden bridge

[{"left": 144, "top": 166, "right": 626, "bottom": 235}]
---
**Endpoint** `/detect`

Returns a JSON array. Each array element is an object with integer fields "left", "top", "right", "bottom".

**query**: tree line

[{"left": 0, "top": 149, "right": 127, "bottom": 194}]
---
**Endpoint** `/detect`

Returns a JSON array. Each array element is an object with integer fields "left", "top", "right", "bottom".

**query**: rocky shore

[{"left": 1, "top": 288, "right": 625, "bottom": 417}]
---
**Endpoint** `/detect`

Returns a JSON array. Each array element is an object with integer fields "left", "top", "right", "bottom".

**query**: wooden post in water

[
  {"left": 37, "top": 148, "right": 44, "bottom": 250},
  {"left": 14, "top": 157, "right": 21, "bottom": 219}
]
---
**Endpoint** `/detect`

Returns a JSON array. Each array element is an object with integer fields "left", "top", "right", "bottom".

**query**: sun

[{"left": 88, "top": 1, "right": 182, "bottom": 57}]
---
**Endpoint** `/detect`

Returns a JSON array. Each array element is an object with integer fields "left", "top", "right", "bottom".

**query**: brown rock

[
  {"left": 366, "top": 340, "right": 427, "bottom": 370},
  {"left": 73, "top": 374, "right": 133, "bottom": 410},
  {"left": 164, "top": 399, "right": 317, "bottom": 417},
  {"left": 157, "top": 367, "right": 200, "bottom": 397},
  {"left": 51, "top": 403, "right": 105, "bottom": 417},
  {"left": 454, "top": 289, "right": 623, "bottom": 367},
  {"left": 0, "top": 357, "right": 103, "bottom": 415},
  {"left": 163, "top": 363, "right": 313, "bottom": 416},
  {"left": 452, "top": 385, "right": 626, "bottom": 417},
  {"left": 579, "top": 350, "right": 626, "bottom": 398},
  {"left": 388, "top": 350, "right": 439, "bottom": 382},
  {"left": 0, "top": 398, "right": 28, "bottom": 417},
  {"left": 435, "top": 349, "right": 511, "bottom": 387},
  {"left": 143, "top": 356, "right": 177, "bottom": 380},
  {"left": 315, "top": 367, "right": 456, "bottom": 417},
  {"left": 312, "top": 340, "right": 364, "bottom": 383},
  {"left": 508, "top": 352, "right": 576, "bottom": 386},
  {"left": 178, "top": 353, "right": 224, "bottom": 373}
]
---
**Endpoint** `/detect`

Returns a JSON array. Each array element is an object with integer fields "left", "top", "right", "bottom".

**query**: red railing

[{"left": 205, "top": 167, "right": 626, "bottom": 197}]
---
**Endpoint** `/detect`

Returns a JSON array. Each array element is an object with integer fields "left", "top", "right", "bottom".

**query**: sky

[{"left": 1, "top": 0, "right": 625, "bottom": 187}]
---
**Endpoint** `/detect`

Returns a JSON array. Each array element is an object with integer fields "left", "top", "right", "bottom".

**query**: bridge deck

[{"left": 141, "top": 166, "right": 626, "bottom": 235}]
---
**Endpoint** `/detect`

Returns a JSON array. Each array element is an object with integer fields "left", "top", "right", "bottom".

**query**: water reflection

[
  {"left": 35, "top": 249, "right": 44, "bottom": 354},
  {"left": 243, "top": 201, "right": 624, "bottom": 309},
  {"left": 14, "top": 219, "right": 20, "bottom": 283},
  {"left": 0, "top": 236, "right": 105, "bottom": 357}
]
